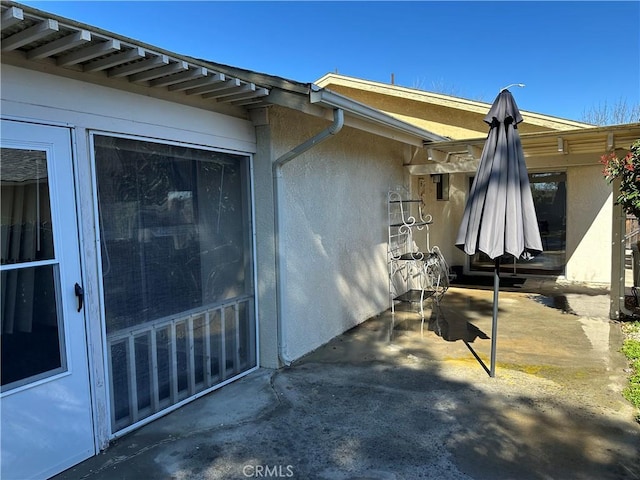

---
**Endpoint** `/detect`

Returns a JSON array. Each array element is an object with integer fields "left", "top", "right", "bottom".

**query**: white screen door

[{"left": 1, "top": 120, "right": 95, "bottom": 479}]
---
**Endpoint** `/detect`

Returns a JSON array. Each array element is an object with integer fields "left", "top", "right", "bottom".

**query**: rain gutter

[
  {"left": 310, "top": 88, "right": 447, "bottom": 143},
  {"left": 273, "top": 107, "right": 344, "bottom": 365}
]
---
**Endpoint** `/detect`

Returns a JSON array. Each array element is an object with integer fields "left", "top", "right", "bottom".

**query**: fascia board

[
  {"left": 310, "top": 89, "right": 448, "bottom": 143},
  {"left": 315, "top": 73, "right": 593, "bottom": 131}
]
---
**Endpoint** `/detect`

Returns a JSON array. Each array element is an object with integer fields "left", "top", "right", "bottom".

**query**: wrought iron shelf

[
  {"left": 389, "top": 221, "right": 432, "bottom": 228},
  {"left": 388, "top": 187, "right": 450, "bottom": 318},
  {"left": 394, "top": 252, "right": 429, "bottom": 261}
]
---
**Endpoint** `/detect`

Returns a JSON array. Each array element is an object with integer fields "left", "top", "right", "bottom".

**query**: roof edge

[
  {"left": 315, "top": 73, "right": 594, "bottom": 131},
  {"left": 311, "top": 88, "right": 448, "bottom": 143}
]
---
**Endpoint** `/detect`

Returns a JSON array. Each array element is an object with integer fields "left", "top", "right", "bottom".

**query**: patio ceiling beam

[
  {"left": 203, "top": 82, "right": 254, "bottom": 100},
  {"left": 57, "top": 39, "right": 121, "bottom": 66},
  {"left": 218, "top": 87, "right": 269, "bottom": 104},
  {"left": 149, "top": 67, "right": 207, "bottom": 88},
  {"left": 467, "top": 144, "right": 483, "bottom": 160},
  {"left": 107, "top": 54, "right": 169, "bottom": 78},
  {"left": 1, "top": 6, "right": 23, "bottom": 30},
  {"left": 170, "top": 73, "right": 225, "bottom": 92},
  {"left": 129, "top": 60, "right": 189, "bottom": 83},
  {"left": 231, "top": 96, "right": 269, "bottom": 107},
  {"left": 557, "top": 137, "right": 568, "bottom": 154},
  {"left": 189, "top": 78, "right": 240, "bottom": 96},
  {"left": 427, "top": 148, "right": 449, "bottom": 163},
  {"left": 1, "top": 18, "right": 58, "bottom": 51},
  {"left": 83, "top": 47, "right": 145, "bottom": 72},
  {"left": 412, "top": 123, "right": 640, "bottom": 165},
  {"left": 27, "top": 30, "right": 92, "bottom": 60}
]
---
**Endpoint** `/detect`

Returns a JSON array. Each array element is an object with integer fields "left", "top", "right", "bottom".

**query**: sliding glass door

[
  {"left": 470, "top": 172, "right": 567, "bottom": 276},
  {"left": 93, "top": 134, "right": 256, "bottom": 433}
]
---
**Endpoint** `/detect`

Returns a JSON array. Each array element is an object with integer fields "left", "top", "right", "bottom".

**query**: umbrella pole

[{"left": 490, "top": 257, "right": 500, "bottom": 377}]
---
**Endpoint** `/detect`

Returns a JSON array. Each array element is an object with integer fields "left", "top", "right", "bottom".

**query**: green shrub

[
  {"left": 601, "top": 140, "right": 640, "bottom": 218},
  {"left": 621, "top": 339, "right": 640, "bottom": 361},
  {"left": 621, "top": 334, "right": 640, "bottom": 422}
]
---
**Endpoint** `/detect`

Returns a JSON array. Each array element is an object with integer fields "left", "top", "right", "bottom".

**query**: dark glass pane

[
  {"left": 156, "top": 328, "right": 171, "bottom": 403},
  {"left": 176, "top": 322, "right": 188, "bottom": 394},
  {"left": 94, "top": 136, "right": 251, "bottom": 333},
  {"left": 1, "top": 265, "right": 64, "bottom": 389},
  {"left": 192, "top": 315, "right": 205, "bottom": 386},
  {"left": 135, "top": 334, "right": 151, "bottom": 411},
  {"left": 1, "top": 148, "right": 55, "bottom": 265},
  {"left": 95, "top": 135, "right": 256, "bottom": 432},
  {"left": 110, "top": 341, "right": 130, "bottom": 424},
  {"left": 470, "top": 172, "right": 567, "bottom": 275}
]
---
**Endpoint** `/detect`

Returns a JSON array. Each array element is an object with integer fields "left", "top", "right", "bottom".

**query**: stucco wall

[
  {"left": 270, "top": 107, "right": 407, "bottom": 362},
  {"left": 410, "top": 160, "right": 613, "bottom": 284},
  {"left": 410, "top": 174, "right": 468, "bottom": 267},
  {"left": 564, "top": 164, "right": 613, "bottom": 283}
]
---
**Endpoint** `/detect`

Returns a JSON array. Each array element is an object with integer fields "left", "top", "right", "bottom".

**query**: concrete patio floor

[{"left": 54, "top": 282, "right": 640, "bottom": 480}]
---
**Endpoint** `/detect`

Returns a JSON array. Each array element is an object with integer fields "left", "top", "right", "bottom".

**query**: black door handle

[{"left": 74, "top": 283, "right": 84, "bottom": 312}]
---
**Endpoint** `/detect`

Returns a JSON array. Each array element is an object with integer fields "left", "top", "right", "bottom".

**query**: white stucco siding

[
  {"left": 0, "top": 65, "right": 256, "bottom": 153},
  {"left": 410, "top": 173, "right": 468, "bottom": 268},
  {"left": 565, "top": 165, "right": 612, "bottom": 283},
  {"left": 272, "top": 108, "right": 405, "bottom": 361},
  {"left": 418, "top": 163, "right": 613, "bottom": 284}
]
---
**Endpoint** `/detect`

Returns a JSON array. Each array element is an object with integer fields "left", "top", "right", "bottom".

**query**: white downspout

[{"left": 272, "top": 108, "right": 344, "bottom": 365}]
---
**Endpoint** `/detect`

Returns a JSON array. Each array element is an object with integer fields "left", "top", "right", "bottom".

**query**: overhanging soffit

[
  {"left": 419, "top": 122, "right": 640, "bottom": 169},
  {"left": 0, "top": 3, "right": 271, "bottom": 108}
]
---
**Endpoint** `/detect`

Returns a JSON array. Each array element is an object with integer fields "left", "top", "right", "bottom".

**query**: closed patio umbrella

[{"left": 455, "top": 88, "right": 543, "bottom": 377}]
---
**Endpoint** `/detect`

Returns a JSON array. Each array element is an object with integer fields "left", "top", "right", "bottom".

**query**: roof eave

[
  {"left": 415, "top": 122, "right": 640, "bottom": 167},
  {"left": 1, "top": 2, "right": 273, "bottom": 109},
  {"left": 310, "top": 88, "right": 448, "bottom": 145},
  {"left": 315, "top": 73, "right": 594, "bottom": 131}
]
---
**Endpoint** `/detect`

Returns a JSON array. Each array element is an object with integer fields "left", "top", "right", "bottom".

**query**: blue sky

[{"left": 19, "top": 1, "right": 640, "bottom": 122}]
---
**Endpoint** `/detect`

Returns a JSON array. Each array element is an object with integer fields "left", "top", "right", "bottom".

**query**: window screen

[{"left": 94, "top": 134, "right": 256, "bottom": 431}]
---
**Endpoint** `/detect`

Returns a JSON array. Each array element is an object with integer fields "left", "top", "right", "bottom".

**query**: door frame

[
  {"left": 0, "top": 116, "right": 99, "bottom": 477},
  {"left": 88, "top": 130, "right": 261, "bottom": 440},
  {"left": 1, "top": 115, "right": 108, "bottom": 453}
]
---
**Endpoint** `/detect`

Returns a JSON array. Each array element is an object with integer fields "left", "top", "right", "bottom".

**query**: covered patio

[{"left": 410, "top": 122, "right": 640, "bottom": 321}]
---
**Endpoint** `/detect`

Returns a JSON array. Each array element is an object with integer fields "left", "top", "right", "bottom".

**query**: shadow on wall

[
  {"left": 563, "top": 165, "right": 612, "bottom": 281},
  {"left": 276, "top": 115, "right": 406, "bottom": 361},
  {"left": 416, "top": 172, "right": 472, "bottom": 269}
]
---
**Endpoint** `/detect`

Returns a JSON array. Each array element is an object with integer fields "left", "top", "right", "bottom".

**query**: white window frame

[{"left": 88, "top": 130, "right": 260, "bottom": 439}]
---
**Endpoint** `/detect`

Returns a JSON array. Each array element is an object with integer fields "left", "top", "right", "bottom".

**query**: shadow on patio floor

[{"left": 55, "top": 285, "right": 640, "bottom": 480}]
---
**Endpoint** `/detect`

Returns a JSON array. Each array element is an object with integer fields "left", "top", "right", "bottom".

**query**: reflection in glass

[
  {"left": 470, "top": 172, "right": 567, "bottom": 275},
  {"left": 1, "top": 265, "right": 65, "bottom": 389},
  {"left": 94, "top": 136, "right": 253, "bottom": 334},
  {"left": 1, "top": 148, "right": 64, "bottom": 391},
  {"left": 1, "top": 148, "right": 55, "bottom": 265},
  {"left": 94, "top": 135, "right": 256, "bottom": 431}
]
